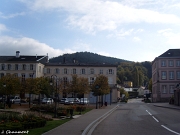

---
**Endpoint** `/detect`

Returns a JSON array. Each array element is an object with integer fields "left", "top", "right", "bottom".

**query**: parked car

[
  {"left": 64, "top": 98, "right": 80, "bottom": 105},
  {"left": 9, "top": 96, "right": 21, "bottom": 104},
  {"left": 59, "top": 98, "right": 67, "bottom": 104},
  {"left": 41, "top": 98, "right": 54, "bottom": 104},
  {"left": 79, "top": 98, "right": 89, "bottom": 105}
]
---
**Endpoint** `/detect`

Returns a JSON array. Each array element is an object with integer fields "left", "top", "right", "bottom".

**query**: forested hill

[
  {"left": 49, "top": 52, "right": 152, "bottom": 86},
  {"left": 49, "top": 52, "right": 131, "bottom": 64}
]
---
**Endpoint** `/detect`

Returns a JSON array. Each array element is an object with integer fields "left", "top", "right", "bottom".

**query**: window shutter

[
  {"left": 18, "top": 64, "right": 22, "bottom": 70},
  {"left": 26, "top": 64, "right": 30, "bottom": 70},
  {"left": 4, "top": 64, "right": 7, "bottom": 70},
  {"left": 11, "top": 64, "right": 15, "bottom": 70},
  {"left": 106, "top": 70, "right": 108, "bottom": 74},
  {"left": 43, "top": 68, "right": 47, "bottom": 74},
  {"left": 112, "top": 70, "right": 114, "bottom": 74},
  {"left": 80, "top": 69, "right": 82, "bottom": 74},
  {"left": 33, "top": 64, "right": 36, "bottom": 70}
]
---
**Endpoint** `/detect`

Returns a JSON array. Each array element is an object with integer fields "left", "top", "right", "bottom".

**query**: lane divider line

[
  {"left": 146, "top": 110, "right": 152, "bottom": 116},
  {"left": 152, "top": 116, "right": 159, "bottom": 122},
  {"left": 161, "top": 125, "right": 180, "bottom": 135}
]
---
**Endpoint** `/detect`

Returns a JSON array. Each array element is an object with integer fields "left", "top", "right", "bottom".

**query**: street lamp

[
  {"left": 3, "top": 83, "right": 6, "bottom": 109},
  {"left": 29, "top": 72, "right": 34, "bottom": 108},
  {"left": 95, "top": 85, "right": 99, "bottom": 109},
  {"left": 50, "top": 75, "right": 58, "bottom": 118}
]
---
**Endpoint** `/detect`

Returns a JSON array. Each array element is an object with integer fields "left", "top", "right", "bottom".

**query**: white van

[{"left": 10, "top": 96, "right": 21, "bottom": 104}]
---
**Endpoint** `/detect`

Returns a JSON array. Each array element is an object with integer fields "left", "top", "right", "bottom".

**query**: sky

[{"left": 0, "top": 0, "right": 180, "bottom": 62}]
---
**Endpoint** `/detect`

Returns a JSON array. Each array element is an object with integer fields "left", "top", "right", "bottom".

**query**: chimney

[
  {"left": 16, "top": 51, "right": 20, "bottom": 58},
  {"left": 73, "top": 58, "right": 75, "bottom": 63}
]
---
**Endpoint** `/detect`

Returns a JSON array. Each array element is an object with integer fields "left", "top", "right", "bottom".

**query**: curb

[
  {"left": 153, "top": 104, "right": 180, "bottom": 110},
  {"left": 81, "top": 105, "right": 118, "bottom": 135}
]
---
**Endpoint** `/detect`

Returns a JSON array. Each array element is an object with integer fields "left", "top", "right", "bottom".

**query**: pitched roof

[
  {"left": 0, "top": 55, "right": 47, "bottom": 63},
  {"left": 158, "top": 49, "right": 180, "bottom": 57},
  {"left": 45, "top": 62, "right": 117, "bottom": 67}
]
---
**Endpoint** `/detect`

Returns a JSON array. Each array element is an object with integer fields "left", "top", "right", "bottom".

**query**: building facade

[
  {"left": 152, "top": 49, "right": 180, "bottom": 102},
  {"left": 0, "top": 51, "right": 119, "bottom": 104}
]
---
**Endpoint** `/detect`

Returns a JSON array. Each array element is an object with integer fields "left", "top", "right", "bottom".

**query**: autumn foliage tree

[
  {"left": 91, "top": 75, "right": 110, "bottom": 96},
  {"left": 0, "top": 74, "right": 21, "bottom": 96}
]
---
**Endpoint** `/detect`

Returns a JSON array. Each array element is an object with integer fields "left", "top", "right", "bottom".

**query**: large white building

[{"left": 0, "top": 51, "right": 119, "bottom": 104}]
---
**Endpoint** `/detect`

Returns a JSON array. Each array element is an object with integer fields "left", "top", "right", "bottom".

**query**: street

[{"left": 92, "top": 98, "right": 180, "bottom": 135}]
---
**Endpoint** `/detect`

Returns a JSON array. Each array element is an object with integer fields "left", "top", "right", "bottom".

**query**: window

[
  {"left": 90, "top": 69, "right": 94, "bottom": 74},
  {"left": 161, "top": 60, "right": 166, "bottom": 67},
  {"left": 161, "top": 71, "right": 166, "bottom": 79},
  {"left": 21, "top": 74, "right": 25, "bottom": 81},
  {"left": 169, "top": 85, "right": 174, "bottom": 94},
  {"left": 64, "top": 68, "right": 68, "bottom": 74},
  {"left": 72, "top": 68, "right": 76, "bottom": 74},
  {"left": 63, "top": 77, "right": 68, "bottom": 84},
  {"left": 0, "top": 73, "right": 4, "bottom": 78},
  {"left": 47, "top": 68, "right": 50, "bottom": 74},
  {"left": 81, "top": 69, "right": 85, "bottom": 74},
  {"left": 177, "top": 71, "right": 180, "bottom": 79},
  {"left": 7, "top": 64, "right": 11, "bottom": 70},
  {"left": 13, "top": 73, "right": 18, "bottom": 77},
  {"left": 176, "top": 60, "right": 180, "bottom": 67},
  {"left": 108, "top": 69, "right": 113, "bottom": 74},
  {"left": 1, "top": 64, "right": 5, "bottom": 70},
  {"left": 30, "top": 64, "right": 33, "bottom": 70},
  {"left": 162, "top": 85, "right": 167, "bottom": 93},
  {"left": 169, "top": 71, "right": 174, "bottom": 80},
  {"left": 169, "top": 60, "right": 174, "bottom": 67},
  {"left": 55, "top": 68, "right": 59, "bottom": 74},
  {"left": 15, "top": 64, "right": 18, "bottom": 70},
  {"left": 29, "top": 73, "right": 34, "bottom": 78},
  {"left": 90, "top": 77, "right": 95, "bottom": 85},
  {"left": 22, "top": 64, "right": 26, "bottom": 70},
  {"left": 99, "top": 69, "right": 103, "bottom": 74}
]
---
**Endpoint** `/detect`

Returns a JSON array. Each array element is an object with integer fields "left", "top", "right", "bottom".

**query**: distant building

[
  {"left": 124, "top": 81, "right": 133, "bottom": 87},
  {"left": 152, "top": 49, "right": 180, "bottom": 102},
  {"left": 0, "top": 51, "right": 119, "bottom": 104}
]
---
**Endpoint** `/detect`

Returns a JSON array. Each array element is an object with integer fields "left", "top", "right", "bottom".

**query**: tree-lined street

[{"left": 92, "top": 99, "right": 180, "bottom": 135}]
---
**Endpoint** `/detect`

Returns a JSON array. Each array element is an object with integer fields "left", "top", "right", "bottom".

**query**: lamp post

[
  {"left": 95, "top": 85, "right": 99, "bottom": 109},
  {"left": 3, "top": 83, "right": 6, "bottom": 109},
  {"left": 50, "top": 75, "right": 57, "bottom": 118},
  {"left": 29, "top": 72, "right": 34, "bottom": 108}
]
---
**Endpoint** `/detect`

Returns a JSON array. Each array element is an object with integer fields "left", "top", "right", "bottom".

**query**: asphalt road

[{"left": 92, "top": 98, "right": 180, "bottom": 135}]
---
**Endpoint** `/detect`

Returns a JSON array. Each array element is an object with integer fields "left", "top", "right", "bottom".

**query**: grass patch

[{"left": 27, "top": 119, "right": 70, "bottom": 135}]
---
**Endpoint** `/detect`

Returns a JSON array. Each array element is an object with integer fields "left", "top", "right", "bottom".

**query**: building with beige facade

[
  {"left": 0, "top": 51, "right": 119, "bottom": 104},
  {"left": 152, "top": 49, "right": 180, "bottom": 102}
]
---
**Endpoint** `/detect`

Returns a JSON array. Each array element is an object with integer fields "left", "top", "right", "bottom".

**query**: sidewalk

[
  {"left": 153, "top": 103, "right": 180, "bottom": 110},
  {"left": 43, "top": 104, "right": 118, "bottom": 135}
]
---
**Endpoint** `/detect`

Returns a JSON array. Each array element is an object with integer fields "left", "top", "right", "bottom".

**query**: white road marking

[
  {"left": 161, "top": 125, "right": 180, "bottom": 135},
  {"left": 146, "top": 110, "right": 152, "bottom": 116},
  {"left": 152, "top": 116, "right": 159, "bottom": 122}
]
